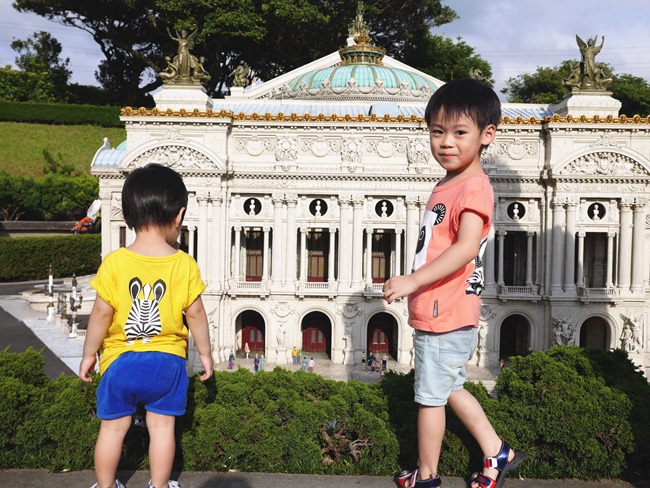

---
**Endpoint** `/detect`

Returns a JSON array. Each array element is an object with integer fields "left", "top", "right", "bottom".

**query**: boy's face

[{"left": 428, "top": 109, "right": 496, "bottom": 179}]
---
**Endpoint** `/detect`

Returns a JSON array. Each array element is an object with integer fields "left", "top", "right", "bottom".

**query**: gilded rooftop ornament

[
  {"left": 564, "top": 34, "right": 612, "bottom": 92},
  {"left": 159, "top": 27, "right": 211, "bottom": 86}
]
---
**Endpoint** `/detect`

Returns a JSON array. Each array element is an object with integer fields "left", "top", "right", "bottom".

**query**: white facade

[{"left": 91, "top": 44, "right": 650, "bottom": 375}]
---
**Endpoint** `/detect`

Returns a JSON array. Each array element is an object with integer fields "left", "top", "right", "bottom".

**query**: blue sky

[{"left": 1, "top": 0, "right": 649, "bottom": 97}]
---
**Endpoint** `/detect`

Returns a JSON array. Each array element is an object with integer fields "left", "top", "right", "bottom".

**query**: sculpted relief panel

[
  {"left": 125, "top": 145, "right": 216, "bottom": 170},
  {"left": 559, "top": 151, "right": 648, "bottom": 177}
]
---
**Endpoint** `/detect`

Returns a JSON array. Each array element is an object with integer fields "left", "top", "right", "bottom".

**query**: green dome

[{"left": 288, "top": 64, "right": 437, "bottom": 91}]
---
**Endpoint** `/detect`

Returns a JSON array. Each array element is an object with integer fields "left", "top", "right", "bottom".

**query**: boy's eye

[
  {"left": 455, "top": 130, "right": 467, "bottom": 136},
  {"left": 430, "top": 130, "right": 443, "bottom": 136}
]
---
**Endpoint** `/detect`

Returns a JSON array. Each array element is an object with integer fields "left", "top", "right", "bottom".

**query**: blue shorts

[
  {"left": 413, "top": 326, "right": 478, "bottom": 407},
  {"left": 96, "top": 351, "right": 189, "bottom": 420}
]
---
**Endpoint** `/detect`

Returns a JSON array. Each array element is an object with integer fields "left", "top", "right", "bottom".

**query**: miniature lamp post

[
  {"left": 47, "top": 264, "right": 55, "bottom": 323},
  {"left": 68, "top": 273, "right": 83, "bottom": 338}
]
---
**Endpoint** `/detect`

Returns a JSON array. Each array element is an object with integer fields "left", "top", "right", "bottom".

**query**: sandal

[
  {"left": 395, "top": 468, "right": 442, "bottom": 488},
  {"left": 470, "top": 437, "right": 525, "bottom": 488}
]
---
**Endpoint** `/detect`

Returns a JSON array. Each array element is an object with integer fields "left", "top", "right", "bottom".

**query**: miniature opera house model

[{"left": 91, "top": 18, "right": 650, "bottom": 375}]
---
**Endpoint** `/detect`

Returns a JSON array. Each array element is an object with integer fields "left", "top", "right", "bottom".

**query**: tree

[
  {"left": 501, "top": 61, "right": 650, "bottom": 117},
  {"left": 403, "top": 35, "right": 493, "bottom": 86},
  {"left": 11, "top": 30, "right": 71, "bottom": 97},
  {"left": 610, "top": 74, "right": 650, "bottom": 117},
  {"left": 13, "top": 0, "right": 463, "bottom": 105}
]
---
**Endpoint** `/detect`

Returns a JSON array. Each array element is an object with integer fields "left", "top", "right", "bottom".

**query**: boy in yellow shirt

[{"left": 79, "top": 163, "right": 214, "bottom": 488}]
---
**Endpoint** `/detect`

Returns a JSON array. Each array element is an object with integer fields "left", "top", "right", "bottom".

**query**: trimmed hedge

[
  {"left": 0, "top": 346, "right": 647, "bottom": 482},
  {"left": 0, "top": 101, "right": 122, "bottom": 127},
  {"left": 0, "top": 234, "right": 101, "bottom": 282}
]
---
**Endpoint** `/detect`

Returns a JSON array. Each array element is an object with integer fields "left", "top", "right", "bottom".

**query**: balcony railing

[
  {"left": 497, "top": 284, "right": 540, "bottom": 300},
  {"left": 577, "top": 286, "right": 619, "bottom": 302}
]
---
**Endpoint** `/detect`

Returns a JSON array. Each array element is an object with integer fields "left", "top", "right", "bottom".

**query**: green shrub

[
  {"left": 0, "top": 101, "right": 121, "bottom": 127},
  {"left": 0, "top": 172, "right": 98, "bottom": 221},
  {"left": 0, "top": 234, "right": 101, "bottom": 282},
  {"left": 0, "top": 347, "right": 644, "bottom": 480},
  {"left": 494, "top": 346, "right": 634, "bottom": 480}
]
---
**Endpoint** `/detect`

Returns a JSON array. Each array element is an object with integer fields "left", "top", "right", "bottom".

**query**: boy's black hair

[
  {"left": 121, "top": 163, "right": 188, "bottom": 231},
  {"left": 424, "top": 78, "right": 501, "bottom": 130}
]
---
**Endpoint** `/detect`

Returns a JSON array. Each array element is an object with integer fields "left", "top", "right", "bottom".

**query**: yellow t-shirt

[{"left": 90, "top": 248, "right": 206, "bottom": 374}]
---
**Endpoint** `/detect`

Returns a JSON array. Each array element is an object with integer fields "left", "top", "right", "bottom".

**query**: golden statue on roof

[
  {"left": 564, "top": 34, "right": 612, "bottom": 92},
  {"left": 348, "top": 1, "right": 371, "bottom": 42},
  {"left": 159, "top": 27, "right": 211, "bottom": 86}
]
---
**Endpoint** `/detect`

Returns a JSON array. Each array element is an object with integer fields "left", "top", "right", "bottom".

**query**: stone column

[
  {"left": 262, "top": 226, "right": 270, "bottom": 283},
  {"left": 485, "top": 224, "right": 496, "bottom": 294},
  {"left": 563, "top": 200, "right": 577, "bottom": 293},
  {"left": 271, "top": 197, "right": 285, "bottom": 286},
  {"left": 197, "top": 195, "right": 209, "bottom": 274},
  {"left": 497, "top": 231, "right": 506, "bottom": 287},
  {"left": 99, "top": 189, "right": 112, "bottom": 258},
  {"left": 188, "top": 225, "right": 196, "bottom": 260},
  {"left": 339, "top": 198, "right": 352, "bottom": 287},
  {"left": 405, "top": 199, "right": 419, "bottom": 273},
  {"left": 211, "top": 196, "right": 224, "bottom": 289},
  {"left": 395, "top": 229, "right": 403, "bottom": 276},
  {"left": 365, "top": 228, "right": 373, "bottom": 287},
  {"left": 618, "top": 200, "right": 633, "bottom": 291},
  {"left": 606, "top": 231, "right": 615, "bottom": 288},
  {"left": 233, "top": 226, "right": 242, "bottom": 282},
  {"left": 299, "top": 227, "right": 307, "bottom": 283},
  {"left": 286, "top": 198, "right": 298, "bottom": 285},
  {"left": 352, "top": 198, "right": 364, "bottom": 287},
  {"left": 550, "top": 198, "right": 565, "bottom": 295},
  {"left": 576, "top": 231, "right": 585, "bottom": 288},
  {"left": 328, "top": 228, "right": 336, "bottom": 284},
  {"left": 631, "top": 201, "right": 646, "bottom": 293},
  {"left": 526, "top": 231, "right": 534, "bottom": 287}
]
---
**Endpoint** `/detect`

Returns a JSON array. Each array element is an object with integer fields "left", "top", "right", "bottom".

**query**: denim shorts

[
  {"left": 413, "top": 326, "right": 478, "bottom": 407},
  {"left": 97, "top": 351, "right": 189, "bottom": 420}
]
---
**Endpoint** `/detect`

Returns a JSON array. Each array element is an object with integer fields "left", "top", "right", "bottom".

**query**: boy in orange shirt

[{"left": 384, "top": 79, "right": 524, "bottom": 488}]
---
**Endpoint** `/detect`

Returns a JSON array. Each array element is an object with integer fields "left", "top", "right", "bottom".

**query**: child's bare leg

[
  {"left": 416, "top": 405, "right": 446, "bottom": 479},
  {"left": 146, "top": 411, "right": 176, "bottom": 488},
  {"left": 447, "top": 388, "right": 513, "bottom": 484},
  {"left": 94, "top": 416, "right": 131, "bottom": 488}
]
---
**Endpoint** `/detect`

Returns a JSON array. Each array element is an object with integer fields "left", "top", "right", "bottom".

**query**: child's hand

[
  {"left": 383, "top": 275, "right": 418, "bottom": 304},
  {"left": 79, "top": 355, "right": 97, "bottom": 382},
  {"left": 198, "top": 353, "right": 214, "bottom": 381}
]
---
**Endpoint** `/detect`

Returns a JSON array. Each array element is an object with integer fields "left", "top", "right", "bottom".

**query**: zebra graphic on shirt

[
  {"left": 124, "top": 277, "right": 166, "bottom": 341},
  {"left": 465, "top": 236, "right": 488, "bottom": 296}
]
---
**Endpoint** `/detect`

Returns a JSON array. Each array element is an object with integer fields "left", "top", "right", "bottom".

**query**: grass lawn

[{"left": 0, "top": 122, "right": 126, "bottom": 177}]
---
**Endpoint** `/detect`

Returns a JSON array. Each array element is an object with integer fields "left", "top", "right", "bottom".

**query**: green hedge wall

[
  {"left": 0, "top": 234, "right": 101, "bottom": 282},
  {"left": 0, "top": 346, "right": 647, "bottom": 482},
  {"left": 0, "top": 101, "right": 122, "bottom": 127}
]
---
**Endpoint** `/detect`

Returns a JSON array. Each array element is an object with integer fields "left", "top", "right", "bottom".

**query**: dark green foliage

[
  {"left": 0, "top": 101, "right": 121, "bottom": 127},
  {"left": 0, "top": 347, "right": 644, "bottom": 480},
  {"left": 493, "top": 347, "right": 634, "bottom": 480},
  {"left": 0, "top": 171, "right": 98, "bottom": 221},
  {"left": 181, "top": 368, "right": 400, "bottom": 475},
  {"left": 0, "top": 234, "right": 101, "bottom": 282}
]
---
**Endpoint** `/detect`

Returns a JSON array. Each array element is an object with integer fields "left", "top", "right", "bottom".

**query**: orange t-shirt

[{"left": 408, "top": 173, "right": 493, "bottom": 333}]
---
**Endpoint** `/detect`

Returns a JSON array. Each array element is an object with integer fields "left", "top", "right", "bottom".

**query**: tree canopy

[
  {"left": 12, "top": 0, "right": 476, "bottom": 106},
  {"left": 502, "top": 60, "right": 649, "bottom": 117}
]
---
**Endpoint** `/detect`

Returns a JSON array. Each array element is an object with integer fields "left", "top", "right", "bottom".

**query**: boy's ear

[
  {"left": 481, "top": 124, "right": 497, "bottom": 145},
  {"left": 175, "top": 207, "right": 186, "bottom": 227}
]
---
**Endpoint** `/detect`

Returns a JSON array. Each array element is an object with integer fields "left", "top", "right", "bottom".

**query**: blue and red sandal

[
  {"left": 470, "top": 437, "right": 525, "bottom": 488},
  {"left": 395, "top": 468, "right": 442, "bottom": 488}
]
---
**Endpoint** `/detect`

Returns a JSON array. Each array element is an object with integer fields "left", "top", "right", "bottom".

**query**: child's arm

[
  {"left": 79, "top": 295, "right": 114, "bottom": 382},
  {"left": 185, "top": 295, "right": 214, "bottom": 381},
  {"left": 383, "top": 211, "right": 485, "bottom": 304}
]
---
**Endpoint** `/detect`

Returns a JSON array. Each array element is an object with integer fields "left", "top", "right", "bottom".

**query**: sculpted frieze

[
  {"left": 340, "top": 137, "right": 364, "bottom": 165},
  {"left": 300, "top": 137, "right": 340, "bottom": 157},
  {"left": 493, "top": 138, "right": 538, "bottom": 160},
  {"left": 559, "top": 151, "right": 647, "bottom": 176},
  {"left": 125, "top": 145, "right": 215, "bottom": 170},
  {"left": 236, "top": 136, "right": 275, "bottom": 156},
  {"left": 275, "top": 136, "right": 298, "bottom": 162},
  {"left": 367, "top": 137, "right": 405, "bottom": 158},
  {"left": 407, "top": 137, "right": 430, "bottom": 167}
]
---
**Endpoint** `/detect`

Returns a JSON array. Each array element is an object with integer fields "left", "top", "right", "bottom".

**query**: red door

[
  {"left": 302, "top": 327, "right": 326, "bottom": 352},
  {"left": 368, "top": 326, "right": 389, "bottom": 353},
  {"left": 242, "top": 325, "right": 264, "bottom": 351}
]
